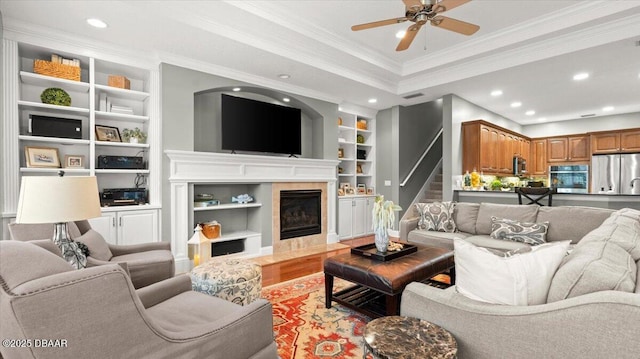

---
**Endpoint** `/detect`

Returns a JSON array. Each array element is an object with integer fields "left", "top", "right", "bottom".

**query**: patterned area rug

[
  {"left": 262, "top": 272, "right": 452, "bottom": 358},
  {"left": 261, "top": 273, "right": 371, "bottom": 359}
]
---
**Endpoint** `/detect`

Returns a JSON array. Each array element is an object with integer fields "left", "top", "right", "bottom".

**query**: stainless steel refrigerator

[{"left": 591, "top": 154, "right": 640, "bottom": 194}]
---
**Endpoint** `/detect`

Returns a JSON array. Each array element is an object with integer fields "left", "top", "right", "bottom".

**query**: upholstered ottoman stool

[{"left": 190, "top": 258, "right": 262, "bottom": 305}]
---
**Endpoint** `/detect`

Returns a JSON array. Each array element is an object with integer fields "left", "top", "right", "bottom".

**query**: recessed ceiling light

[
  {"left": 368, "top": 98, "right": 377, "bottom": 104},
  {"left": 490, "top": 90, "right": 503, "bottom": 97},
  {"left": 573, "top": 72, "right": 589, "bottom": 81},
  {"left": 395, "top": 31, "right": 406, "bottom": 39},
  {"left": 510, "top": 102, "right": 522, "bottom": 108},
  {"left": 283, "top": 97, "right": 290, "bottom": 102},
  {"left": 537, "top": 117, "right": 547, "bottom": 122},
  {"left": 525, "top": 110, "right": 536, "bottom": 116},
  {"left": 602, "top": 106, "right": 614, "bottom": 112},
  {"left": 278, "top": 74, "right": 290, "bottom": 79},
  {"left": 86, "top": 18, "right": 107, "bottom": 29},
  {"left": 232, "top": 87, "right": 241, "bottom": 92}
]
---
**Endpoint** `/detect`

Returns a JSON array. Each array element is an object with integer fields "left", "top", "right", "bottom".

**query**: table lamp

[{"left": 15, "top": 173, "right": 102, "bottom": 269}]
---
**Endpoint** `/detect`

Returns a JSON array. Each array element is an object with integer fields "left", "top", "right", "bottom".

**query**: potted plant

[
  {"left": 121, "top": 127, "right": 147, "bottom": 144},
  {"left": 490, "top": 179, "right": 503, "bottom": 191},
  {"left": 371, "top": 195, "right": 402, "bottom": 253}
]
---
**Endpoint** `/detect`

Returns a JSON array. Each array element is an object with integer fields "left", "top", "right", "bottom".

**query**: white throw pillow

[{"left": 454, "top": 238, "right": 571, "bottom": 305}]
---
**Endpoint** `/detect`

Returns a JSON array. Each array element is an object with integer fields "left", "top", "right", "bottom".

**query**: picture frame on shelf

[
  {"left": 346, "top": 188, "right": 355, "bottom": 195},
  {"left": 337, "top": 188, "right": 345, "bottom": 196},
  {"left": 340, "top": 182, "right": 350, "bottom": 190},
  {"left": 356, "top": 164, "right": 363, "bottom": 174},
  {"left": 25, "top": 146, "right": 60, "bottom": 168},
  {"left": 357, "top": 187, "right": 366, "bottom": 195},
  {"left": 64, "top": 155, "right": 84, "bottom": 168},
  {"left": 338, "top": 148, "right": 344, "bottom": 159},
  {"left": 367, "top": 187, "right": 374, "bottom": 195},
  {"left": 95, "top": 125, "right": 121, "bottom": 142}
]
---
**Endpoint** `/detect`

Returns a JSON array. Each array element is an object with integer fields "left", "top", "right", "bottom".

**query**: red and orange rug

[{"left": 261, "top": 273, "right": 371, "bottom": 359}]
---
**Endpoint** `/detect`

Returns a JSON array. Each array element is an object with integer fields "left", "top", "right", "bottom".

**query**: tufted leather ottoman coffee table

[{"left": 324, "top": 243, "right": 454, "bottom": 317}]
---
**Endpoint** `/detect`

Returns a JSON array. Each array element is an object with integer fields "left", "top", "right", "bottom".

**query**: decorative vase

[
  {"left": 374, "top": 228, "right": 389, "bottom": 253},
  {"left": 129, "top": 137, "right": 139, "bottom": 144}
]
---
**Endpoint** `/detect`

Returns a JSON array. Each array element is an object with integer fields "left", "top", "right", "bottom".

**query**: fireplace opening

[{"left": 280, "top": 190, "right": 322, "bottom": 240}]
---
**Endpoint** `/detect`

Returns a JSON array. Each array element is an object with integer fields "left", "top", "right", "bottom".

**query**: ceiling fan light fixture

[
  {"left": 510, "top": 102, "right": 522, "bottom": 108},
  {"left": 573, "top": 72, "right": 589, "bottom": 81},
  {"left": 396, "top": 30, "right": 406, "bottom": 39},
  {"left": 490, "top": 90, "right": 503, "bottom": 97}
]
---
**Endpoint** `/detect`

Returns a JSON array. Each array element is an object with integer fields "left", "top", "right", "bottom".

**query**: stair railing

[{"left": 400, "top": 127, "right": 443, "bottom": 187}]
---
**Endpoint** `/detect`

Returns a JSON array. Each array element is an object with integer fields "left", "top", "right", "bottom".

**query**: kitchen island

[{"left": 454, "top": 190, "right": 639, "bottom": 210}]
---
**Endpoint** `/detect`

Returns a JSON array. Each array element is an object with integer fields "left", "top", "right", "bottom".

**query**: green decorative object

[
  {"left": 40, "top": 87, "right": 71, "bottom": 106},
  {"left": 490, "top": 179, "right": 503, "bottom": 191},
  {"left": 357, "top": 134, "right": 365, "bottom": 144},
  {"left": 122, "top": 127, "right": 147, "bottom": 144}
]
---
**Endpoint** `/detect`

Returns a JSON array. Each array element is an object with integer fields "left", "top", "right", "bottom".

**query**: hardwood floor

[
  {"left": 258, "top": 235, "right": 374, "bottom": 287},
  {"left": 257, "top": 235, "right": 451, "bottom": 287}
]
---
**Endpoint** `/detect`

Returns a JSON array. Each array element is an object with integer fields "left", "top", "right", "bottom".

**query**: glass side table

[{"left": 363, "top": 316, "right": 457, "bottom": 359}]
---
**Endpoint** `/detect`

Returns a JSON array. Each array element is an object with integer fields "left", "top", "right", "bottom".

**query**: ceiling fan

[{"left": 351, "top": 0, "right": 480, "bottom": 51}]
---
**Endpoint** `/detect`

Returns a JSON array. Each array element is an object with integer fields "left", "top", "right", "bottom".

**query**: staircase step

[{"left": 430, "top": 182, "right": 442, "bottom": 190}]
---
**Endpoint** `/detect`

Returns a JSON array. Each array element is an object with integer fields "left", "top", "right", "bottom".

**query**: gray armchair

[
  {"left": 0, "top": 240, "right": 278, "bottom": 359},
  {"left": 8, "top": 220, "right": 174, "bottom": 289}
]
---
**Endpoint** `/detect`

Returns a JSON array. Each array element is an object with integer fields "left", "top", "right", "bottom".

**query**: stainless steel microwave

[{"left": 548, "top": 165, "right": 589, "bottom": 193}]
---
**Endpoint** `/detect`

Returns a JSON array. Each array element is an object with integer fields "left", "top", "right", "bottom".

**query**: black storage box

[{"left": 29, "top": 115, "right": 82, "bottom": 139}]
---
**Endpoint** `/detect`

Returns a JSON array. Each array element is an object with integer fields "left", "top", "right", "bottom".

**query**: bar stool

[{"left": 516, "top": 187, "right": 556, "bottom": 206}]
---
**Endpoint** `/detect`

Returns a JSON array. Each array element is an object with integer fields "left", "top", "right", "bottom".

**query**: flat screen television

[{"left": 221, "top": 94, "right": 302, "bottom": 155}]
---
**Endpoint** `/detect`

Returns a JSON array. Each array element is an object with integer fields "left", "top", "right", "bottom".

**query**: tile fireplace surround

[{"left": 166, "top": 150, "right": 340, "bottom": 273}]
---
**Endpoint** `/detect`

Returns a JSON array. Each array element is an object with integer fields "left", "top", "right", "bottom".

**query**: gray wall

[
  {"left": 398, "top": 100, "right": 443, "bottom": 212},
  {"left": 523, "top": 112, "right": 640, "bottom": 138},
  {"left": 0, "top": 11, "right": 4, "bottom": 221},
  {"left": 160, "top": 63, "right": 338, "bottom": 242},
  {"left": 375, "top": 107, "right": 398, "bottom": 205}
]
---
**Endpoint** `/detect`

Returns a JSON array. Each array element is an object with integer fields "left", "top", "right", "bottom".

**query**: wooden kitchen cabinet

[
  {"left": 591, "top": 128, "right": 640, "bottom": 154},
  {"left": 530, "top": 139, "right": 547, "bottom": 175},
  {"left": 547, "top": 135, "right": 589, "bottom": 163},
  {"left": 462, "top": 120, "right": 529, "bottom": 175}
]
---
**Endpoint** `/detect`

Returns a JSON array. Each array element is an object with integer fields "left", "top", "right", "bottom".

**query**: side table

[{"left": 363, "top": 316, "right": 457, "bottom": 359}]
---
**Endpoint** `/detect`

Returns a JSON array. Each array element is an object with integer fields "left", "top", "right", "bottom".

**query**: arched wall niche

[{"left": 194, "top": 86, "right": 325, "bottom": 159}]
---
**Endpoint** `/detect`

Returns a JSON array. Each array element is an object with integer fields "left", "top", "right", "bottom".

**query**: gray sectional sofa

[{"left": 399, "top": 202, "right": 640, "bottom": 359}]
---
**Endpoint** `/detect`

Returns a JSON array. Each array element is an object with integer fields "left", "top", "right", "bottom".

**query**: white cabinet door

[
  {"left": 364, "top": 197, "right": 374, "bottom": 235},
  {"left": 338, "top": 198, "right": 353, "bottom": 240},
  {"left": 88, "top": 213, "right": 117, "bottom": 244},
  {"left": 118, "top": 209, "right": 159, "bottom": 245},
  {"left": 352, "top": 198, "right": 366, "bottom": 237}
]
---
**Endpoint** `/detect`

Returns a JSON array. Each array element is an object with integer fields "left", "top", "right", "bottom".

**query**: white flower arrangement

[{"left": 371, "top": 195, "right": 402, "bottom": 233}]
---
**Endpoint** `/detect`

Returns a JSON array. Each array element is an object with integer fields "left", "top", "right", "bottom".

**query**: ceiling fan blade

[
  {"left": 351, "top": 17, "right": 408, "bottom": 31},
  {"left": 431, "top": 16, "right": 479, "bottom": 35},
  {"left": 432, "top": 0, "right": 472, "bottom": 13},
  {"left": 396, "top": 23, "right": 422, "bottom": 51},
  {"left": 403, "top": 0, "right": 424, "bottom": 11}
]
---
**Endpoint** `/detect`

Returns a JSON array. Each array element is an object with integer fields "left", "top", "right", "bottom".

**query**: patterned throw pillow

[
  {"left": 490, "top": 216, "right": 549, "bottom": 245},
  {"left": 415, "top": 201, "right": 457, "bottom": 233}
]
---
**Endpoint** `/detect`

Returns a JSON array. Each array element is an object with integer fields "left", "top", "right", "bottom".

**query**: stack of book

[
  {"left": 51, "top": 54, "right": 80, "bottom": 67},
  {"left": 98, "top": 92, "right": 134, "bottom": 115}
]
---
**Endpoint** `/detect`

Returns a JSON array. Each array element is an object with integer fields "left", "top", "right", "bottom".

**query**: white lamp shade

[{"left": 16, "top": 176, "right": 102, "bottom": 223}]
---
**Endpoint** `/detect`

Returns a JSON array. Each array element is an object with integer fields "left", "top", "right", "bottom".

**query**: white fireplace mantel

[{"left": 165, "top": 150, "right": 340, "bottom": 272}]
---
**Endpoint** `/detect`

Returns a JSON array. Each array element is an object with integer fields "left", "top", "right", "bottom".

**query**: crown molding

[
  {"left": 403, "top": 1, "right": 640, "bottom": 76},
  {"left": 398, "top": 13, "right": 640, "bottom": 95},
  {"left": 2, "top": 17, "right": 158, "bottom": 70},
  {"left": 145, "top": 2, "right": 398, "bottom": 93},
  {"left": 338, "top": 102, "right": 379, "bottom": 119},
  {"left": 158, "top": 51, "right": 344, "bottom": 106},
  {"left": 224, "top": 0, "right": 403, "bottom": 74}
]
